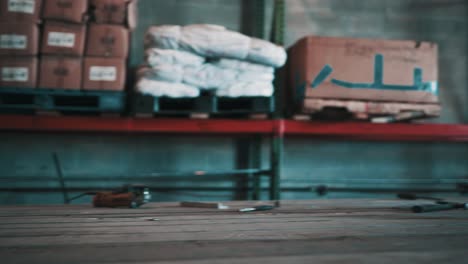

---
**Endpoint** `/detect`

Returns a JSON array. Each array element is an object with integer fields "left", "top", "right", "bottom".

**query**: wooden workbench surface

[{"left": 1, "top": 199, "right": 467, "bottom": 263}]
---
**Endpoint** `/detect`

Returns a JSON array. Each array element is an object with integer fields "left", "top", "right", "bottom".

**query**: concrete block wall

[{"left": 0, "top": 0, "right": 466, "bottom": 204}]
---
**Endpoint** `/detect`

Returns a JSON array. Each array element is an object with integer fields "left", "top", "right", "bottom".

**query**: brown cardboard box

[
  {"left": 0, "top": 56, "right": 38, "bottom": 88},
  {"left": 288, "top": 36, "right": 439, "bottom": 105},
  {"left": 91, "top": 0, "right": 137, "bottom": 30},
  {"left": 82, "top": 57, "right": 125, "bottom": 91},
  {"left": 41, "top": 21, "right": 87, "bottom": 56},
  {"left": 86, "top": 24, "right": 129, "bottom": 58},
  {"left": 0, "top": 0, "right": 42, "bottom": 23},
  {"left": 39, "top": 56, "right": 82, "bottom": 89},
  {"left": 42, "top": 0, "right": 88, "bottom": 23},
  {"left": 0, "top": 23, "right": 39, "bottom": 55}
]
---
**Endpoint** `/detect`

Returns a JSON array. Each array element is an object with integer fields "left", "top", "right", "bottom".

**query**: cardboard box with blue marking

[
  {"left": 39, "top": 56, "right": 82, "bottom": 90},
  {"left": 288, "top": 36, "right": 440, "bottom": 116},
  {"left": 85, "top": 23, "right": 129, "bottom": 58},
  {"left": 82, "top": 57, "right": 126, "bottom": 91},
  {"left": 0, "top": 23, "right": 39, "bottom": 55},
  {"left": 42, "top": 0, "right": 88, "bottom": 23},
  {"left": 0, "top": 0, "right": 42, "bottom": 23},
  {"left": 0, "top": 56, "right": 38, "bottom": 88},
  {"left": 41, "top": 21, "right": 87, "bottom": 56},
  {"left": 90, "top": 0, "right": 138, "bottom": 30}
]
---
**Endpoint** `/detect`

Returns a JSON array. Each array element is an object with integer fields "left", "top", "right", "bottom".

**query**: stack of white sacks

[{"left": 135, "top": 24, "right": 287, "bottom": 98}]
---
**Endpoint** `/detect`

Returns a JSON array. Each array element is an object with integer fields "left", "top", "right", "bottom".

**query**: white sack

[
  {"left": 136, "top": 78, "right": 200, "bottom": 98},
  {"left": 145, "top": 24, "right": 287, "bottom": 68},
  {"left": 145, "top": 48, "right": 205, "bottom": 67},
  {"left": 183, "top": 64, "right": 238, "bottom": 89},
  {"left": 214, "top": 58, "right": 274, "bottom": 73},
  {"left": 145, "top": 25, "right": 181, "bottom": 50},
  {"left": 216, "top": 82, "right": 274, "bottom": 97},
  {"left": 179, "top": 24, "right": 251, "bottom": 60},
  {"left": 236, "top": 71, "right": 274, "bottom": 83},
  {"left": 247, "top": 38, "right": 287, "bottom": 68},
  {"left": 137, "top": 66, "right": 184, "bottom": 83},
  {"left": 183, "top": 63, "right": 275, "bottom": 89}
]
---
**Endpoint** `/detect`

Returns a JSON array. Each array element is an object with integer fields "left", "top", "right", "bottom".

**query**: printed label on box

[
  {"left": 2, "top": 67, "right": 29, "bottom": 82},
  {"left": 90, "top": 66, "right": 117, "bottom": 81},
  {"left": 48, "top": 32, "right": 75, "bottom": 48},
  {"left": 8, "top": 0, "right": 35, "bottom": 14},
  {"left": 0, "top": 34, "right": 27, "bottom": 49}
]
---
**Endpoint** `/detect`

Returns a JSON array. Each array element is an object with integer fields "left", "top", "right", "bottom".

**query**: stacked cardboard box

[
  {"left": 82, "top": 0, "right": 137, "bottom": 91},
  {"left": 39, "top": 0, "right": 88, "bottom": 90},
  {"left": 0, "top": 0, "right": 42, "bottom": 89},
  {"left": 34, "top": 0, "right": 135, "bottom": 91},
  {"left": 287, "top": 36, "right": 441, "bottom": 121}
]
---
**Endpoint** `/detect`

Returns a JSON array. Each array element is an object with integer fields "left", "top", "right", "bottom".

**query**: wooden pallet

[
  {"left": 131, "top": 93, "right": 274, "bottom": 119},
  {"left": 294, "top": 98, "right": 441, "bottom": 123},
  {"left": 0, "top": 87, "right": 126, "bottom": 115}
]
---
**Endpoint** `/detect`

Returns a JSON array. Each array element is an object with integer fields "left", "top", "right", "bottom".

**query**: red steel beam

[
  {"left": 1, "top": 115, "right": 468, "bottom": 142},
  {"left": 0, "top": 115, "right": 274, "bottom": 134},
  {"left": 284, "top": 120, "right": 468, "bottom": 142}
]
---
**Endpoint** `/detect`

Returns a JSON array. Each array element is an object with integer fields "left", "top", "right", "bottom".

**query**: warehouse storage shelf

[
  {"left": 0, "top": 115, "right": 274, "bottom": 134},
  {"left": 0, "top": 114, "right": 278, "bottom": 201},
  {"left": 283, "top": 120, "right": 468, "bottom": 142},
  {"left": 1, "top": 115, "right": 468, "bottom": 201},
  {"left": 1, "top": 115, "right": 468, "bottom": 142}
]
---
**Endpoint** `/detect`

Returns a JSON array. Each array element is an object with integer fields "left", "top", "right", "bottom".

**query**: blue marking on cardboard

[
  {"left": 311, "top": 64, "right": 333, "bottom": 88},
  {"left": 309, "top": 54, "right": 439, "bottom": 95}
]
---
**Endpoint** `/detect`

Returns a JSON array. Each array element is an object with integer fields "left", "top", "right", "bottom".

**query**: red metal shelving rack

[
  {"left": 1, "top": 114, "right": 468, "bottom": 200},
  {"left": 2, "top": 115, "right": 468, "bottom": 142},
  {"left": 283, "top": 120, "right": 468, "bottom": 142},
  {"left": 0, "top": 115, "right": 274, "bottom": 134},
  {"left": 0, "top": 115, "right": 279, "bottom": 201}
]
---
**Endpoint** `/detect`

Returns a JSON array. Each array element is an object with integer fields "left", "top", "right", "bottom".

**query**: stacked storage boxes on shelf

[
  {"left": 0, "top": 0, "right": 135, "bottom": 115},
  {"left": 84, "top": 0, "right": 137, "bottom": 91},
  {"left": 134, "top": 24, "right": 287, "bottom": 117},
  {"left": 287, "top": 36, "right": 441, "bottom": 122},
  {"left": 0, "top": 0, "right": 41, "bottom": 89},
  {"left": 40, "top": 0, "right": 88, "bottom": 90},
  {"left": 39, "top": 0, "right": 136, "bottom": 91}
]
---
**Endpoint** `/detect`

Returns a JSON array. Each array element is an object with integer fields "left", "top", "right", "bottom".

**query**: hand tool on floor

[
  {"left": 180, "top": 201, "right": 229, "bottom": 209},
  {"left": 68, "top": 184, "right": 151, "bottom": 208},
  {"left": 397, "top": 193, "right": 468, "bottom": 213},
  {"left": 239, "top": 205, "right": 275, "bottom": 212},
  {"left": 239, "top": 201, "right": 280, "bottom": 212},
  {"left": 93, "top": 184, "right": 152, "bottom": 208}
]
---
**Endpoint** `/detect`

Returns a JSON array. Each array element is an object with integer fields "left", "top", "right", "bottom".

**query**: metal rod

[
  {"left": 234, "top": 137, "right": 251, "bottom": 200},
  {"left": 52, "top": 152, "right": 70, "bottom": 204},
  {"left": 270, "top": 0, "right": 285, "bottom": 45},
  {"left": 67, "top": 192, "right": 96, "bottom": 202},
  {"left": 0, "top": 186, "right": 461, "bottom": 194},
  {"left": 250, "top": 136, "right": 262, "bottom": 200},
  {"left": 270, "top": 120, "right": 284, "bottom": 200},
  {"left": 0, "top": 169, "right": 271, "bottom": 182},
  {"left": 2, "top": 176, "right": 466, "bottom": 185}
]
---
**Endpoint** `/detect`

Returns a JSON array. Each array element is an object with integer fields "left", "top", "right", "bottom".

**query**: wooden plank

[
  {"left": 0, "top": 236, "right": 467, "bottom": 264},
  {"left": 180, "top": 201, "right": 229, "bottom": 209},
  {"left": 0, "top": 199, "right": 467, "bottom": 263},
  {"left": 1, "top": 217, "right": 468, "bottom": 246},
  {"left": 125, "top": 251, "right": 468, "bottom": 264},
  {"left": 2, "top": 217, "right": 467, "bottom": 239},
  {"left": 302, "top": 98, "right": 441, "bottom": 118}
]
